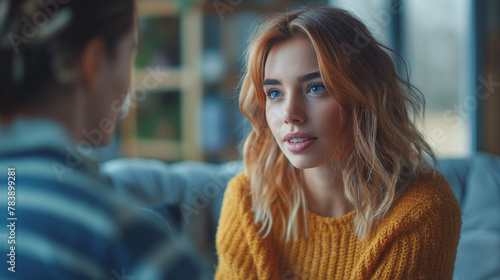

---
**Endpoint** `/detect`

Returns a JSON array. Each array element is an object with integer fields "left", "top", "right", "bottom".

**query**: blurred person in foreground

[
  {"left": 0, "top": 0, "right": 210, "bottom": 279},
  {"left": 216, "top": 7, "right": 461, "bottom": 279}
]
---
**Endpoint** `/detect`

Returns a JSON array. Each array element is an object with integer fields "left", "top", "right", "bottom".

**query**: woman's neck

[
  {"left": 2, "top": 89, "right": 87, "bottom": 142},
  {"left": 302, "top": 164, "right": 353, "bottom": 218}
]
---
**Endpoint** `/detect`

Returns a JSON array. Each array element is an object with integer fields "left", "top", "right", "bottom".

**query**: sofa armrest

[
  {"left": 438, "top": 153, "right": 500, "bottom": 279},
  {"left": 100, "top": 158, "right": 243, "bottom": 268}
]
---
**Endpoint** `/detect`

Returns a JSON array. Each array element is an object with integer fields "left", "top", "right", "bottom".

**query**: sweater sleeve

[
  {"left": 363, "top": 176, "right": 462, "bottom": 280},
  {"left": 215, "top": 172, "right": 259, "bottom": 280}
]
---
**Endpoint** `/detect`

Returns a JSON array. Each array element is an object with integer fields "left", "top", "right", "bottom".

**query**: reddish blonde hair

[{"left": 240, "top": 7, "right": 436, "bottom": 241}]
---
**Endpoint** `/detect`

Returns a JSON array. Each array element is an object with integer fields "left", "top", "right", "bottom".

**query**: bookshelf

[{"left": 121, "top": 0, "right": 204, "bottom": 161}]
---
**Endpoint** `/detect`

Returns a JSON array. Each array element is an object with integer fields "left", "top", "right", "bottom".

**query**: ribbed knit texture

[{"left": 215, "top": 172, "right": 461, "bottom": 279}]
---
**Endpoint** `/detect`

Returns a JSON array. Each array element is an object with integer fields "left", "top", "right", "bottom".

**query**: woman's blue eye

[
  {"left": 267, "top": 90, "right": 282, "bottom": 99},
  {"left": 310, "top": 84, "right": 326, "bottom": 93}
]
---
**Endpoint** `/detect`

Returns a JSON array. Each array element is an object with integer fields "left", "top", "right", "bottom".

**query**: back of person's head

[
  {"left": 0, "top": 0, "right": 135, "bottom": 116},
  {"left": 239, "top": 7, "right": 436, "bottom": 241}
]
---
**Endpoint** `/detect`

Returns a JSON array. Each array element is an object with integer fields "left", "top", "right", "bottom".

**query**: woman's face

[{"left": 264, "top": 37, "right": 348, "bottom": 169}]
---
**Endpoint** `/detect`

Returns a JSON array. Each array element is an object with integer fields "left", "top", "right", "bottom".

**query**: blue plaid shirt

[{"left": 0, "top": 118, "right": 211, "bottom": 280}]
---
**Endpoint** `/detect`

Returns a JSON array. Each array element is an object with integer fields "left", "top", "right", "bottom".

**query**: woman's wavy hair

[{"left": 239, "top": 7, "right": 437, "bottom": 242}]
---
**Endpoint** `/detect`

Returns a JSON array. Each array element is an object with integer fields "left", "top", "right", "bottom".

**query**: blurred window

[{"left": 331, "top": 0, "right": 474, "bottom": 157}]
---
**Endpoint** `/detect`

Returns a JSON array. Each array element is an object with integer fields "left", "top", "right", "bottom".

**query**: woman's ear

[{"left": 79, "top": 38, "right": 105, "bottom": 91}]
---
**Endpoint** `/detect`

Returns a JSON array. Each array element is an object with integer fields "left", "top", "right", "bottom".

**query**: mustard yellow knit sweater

[{"left": 215, "top": 172, "right": 461, "bottom": 279}]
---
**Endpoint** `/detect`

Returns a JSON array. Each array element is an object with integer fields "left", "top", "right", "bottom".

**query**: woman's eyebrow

[
  {"left": 263, "top": 79, "right": 281, "bottom": 86},
  {"left": 263, "top": 71, "right": 321, "bottom": 86},
  {"left": 298, "top": 71, "right": 321, "bottom": 82}
]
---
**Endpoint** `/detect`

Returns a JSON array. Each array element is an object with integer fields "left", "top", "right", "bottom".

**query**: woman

[
  {"left": 0, "top": 1, "right": 208, "bottom": 279},
  {"left": 216, "top": 7, "right": 461, "bottom": 279}
]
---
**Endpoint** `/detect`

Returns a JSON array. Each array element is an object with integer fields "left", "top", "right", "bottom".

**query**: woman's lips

[
  {"left": 283, "top": 132, "right": 318, "bottom": 153},
  {"left": 285, "top": 138, "right": 317, "bottom": 152}
]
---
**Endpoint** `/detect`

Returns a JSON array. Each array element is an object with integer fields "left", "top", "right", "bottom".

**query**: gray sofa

[{"left": 101, "top": 153, "right": 500, "bottom": 279}]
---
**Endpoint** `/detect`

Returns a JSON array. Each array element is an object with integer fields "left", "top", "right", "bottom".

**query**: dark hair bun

[{"left": 0, "top": 0, "right": 134, "bottom": 115}]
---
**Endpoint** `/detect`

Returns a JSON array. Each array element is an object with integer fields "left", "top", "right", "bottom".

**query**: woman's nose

[{"left": 283, "top": 92, "right": 306, "bottom": 124}]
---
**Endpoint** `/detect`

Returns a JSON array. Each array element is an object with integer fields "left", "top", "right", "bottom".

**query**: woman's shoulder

[
  {"left": 221, "top": 171, "right": 252, "bottom": 211},
  {"left": 228, "top": 171, "right": 251, "bottom": 187},
  {"left": 225, "top": 171, "right": 251, "bottom": 196},
  {"left": 381, "top": 172, "right": 461, "bottom": 230},
  {"left": 218, "top": 171, "right": 260, "bottom": 236},
  {"left": 400, "top": 172, "right": 460, "bottom": 212},
  {"left": 226, "top": 171, "right": 250, "bottom": 190}
]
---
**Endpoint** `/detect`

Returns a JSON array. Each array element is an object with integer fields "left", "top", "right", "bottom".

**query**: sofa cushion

[{"left": 438, "top": 153, "right": 500, "bottom": 280}]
